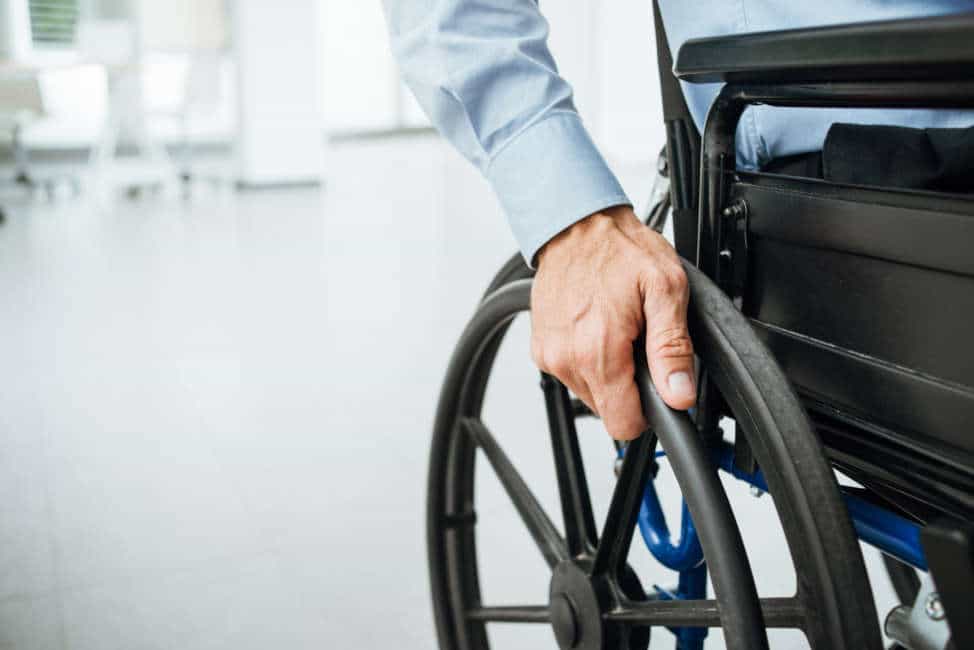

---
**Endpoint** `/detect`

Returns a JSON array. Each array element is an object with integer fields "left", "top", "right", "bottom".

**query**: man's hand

[{"left": 531, "top": 205, "right": 695, "bottom": 440}]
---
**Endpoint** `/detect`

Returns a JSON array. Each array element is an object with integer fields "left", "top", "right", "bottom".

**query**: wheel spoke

[
  {"left": 591, "top": 429, "right": 658, "bottom": 577},
  {"left": 606, "top": 597, "right": 804, "bottom": 629},
  {"left": 462, "top": 418, "right": 569, "bottom": 568},
  {"left": 541, "top": 373, "right": 599, "bottom": 556},
  {"left": 466, "top": 605, "right": 550, "bottom": 623}
]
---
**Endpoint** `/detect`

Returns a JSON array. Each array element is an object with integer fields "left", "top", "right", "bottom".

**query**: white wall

[
  {"left": 544, "top": 0, "right": 664, "bottom": 167},
  {"left": 0, "top": 0, "right": 31, "bottom": 59},
  {"left": 233, "top": 0, "right": 324, "bottom": 185},
  {"left": 138, "top": 0, "right": 227, "bottom": 52},
  {"left": 319, "top": 0, "right": 398, "bottom": 133},
  {"left": 594, "top": 1, "right": 665, "bottom": 166}
]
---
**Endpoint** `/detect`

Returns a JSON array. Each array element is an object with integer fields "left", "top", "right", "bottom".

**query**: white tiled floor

[{"left": 0, "top": 138, "right": 896, "bottom": 649}]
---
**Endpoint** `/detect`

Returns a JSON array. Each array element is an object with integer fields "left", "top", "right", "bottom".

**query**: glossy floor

[{"left": 0, "top": 138, "right": 896, "bottom": 649}]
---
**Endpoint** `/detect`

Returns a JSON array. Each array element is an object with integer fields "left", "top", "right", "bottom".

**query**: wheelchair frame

[
  {"left": 627, "top": 438, "right": 925, "bottom": 649},
  {"left": 646, "top": 16, "right": 974, "bottom": 647},
  {"left": 427, "top": 10, "right": 974, "bottom": 650},
  {"left": 602, "top": 13, "right": 974, "bottom": 646},
  {"left": 592, "top": 82, "right": 973, "bottom": 648}
]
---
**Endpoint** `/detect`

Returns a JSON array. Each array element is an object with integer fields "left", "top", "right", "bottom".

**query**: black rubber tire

[
  {"left": 481, "top": 252, "right": 532, "bottom": 299},
  {"left": 428, "top": 258, "right": 883, "bottom": 649}
]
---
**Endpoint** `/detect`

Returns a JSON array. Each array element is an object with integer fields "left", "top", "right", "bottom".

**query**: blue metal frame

[{"left": 620, "top": 440, "right": 927, "bottom": 649}]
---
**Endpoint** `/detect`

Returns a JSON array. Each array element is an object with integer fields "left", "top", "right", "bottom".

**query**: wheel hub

[
  {"left": 548, "top": 559, "right": 651, "bottom": 650},
  {"left": 550, "top": 594, "right": 579, "bottom": 648},
  {"left": 548, "top": 561, "right": 606, "bottom": 650}
]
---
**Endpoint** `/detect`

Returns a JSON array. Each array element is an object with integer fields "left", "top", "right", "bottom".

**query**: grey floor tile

[
  {"left": 0, "top": 443, "right": 57, "bottom": 601},
  {"left": 0, "top": 595, "right": 63, "bottom": 650},
  {"left": 60, "top": 553, "right": 316, "bottom": 650},
  {"left": 46, "top": 436, "right": 268, "bottom": 589}
]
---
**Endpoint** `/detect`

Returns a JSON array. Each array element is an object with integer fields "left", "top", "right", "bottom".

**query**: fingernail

[{"left": 667, "top": 371, "right": 694, "bottom": 397}]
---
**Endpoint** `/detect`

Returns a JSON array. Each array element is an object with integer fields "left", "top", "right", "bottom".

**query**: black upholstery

[
  {"left": 674, "top": 14, "right": 974, "bottom": 84},
  {"left": 735, "top": 173, "right": 974, "bottom": 516}
]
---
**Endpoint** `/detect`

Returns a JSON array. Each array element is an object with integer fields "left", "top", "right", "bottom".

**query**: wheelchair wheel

[{"left": 428, "top": 257, "right": 883, "bottom": 650}]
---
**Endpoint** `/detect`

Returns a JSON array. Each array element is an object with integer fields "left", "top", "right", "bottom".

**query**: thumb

[{"left": 643, "top": 274, "right": 696, "bottom": 411}]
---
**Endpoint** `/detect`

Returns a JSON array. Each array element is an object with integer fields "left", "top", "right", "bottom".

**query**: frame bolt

[
  {"left": 924, "top": 593, "right": 945, "bottom": 621},
  {"left": 722, "top": 200, "right": 748, "bottom": 220},
  {"left": 750, "top": 485, "right": 764, "bottom": 498},
  {"left": 657, "top": 150, "right": 669, "bottom": 177}
]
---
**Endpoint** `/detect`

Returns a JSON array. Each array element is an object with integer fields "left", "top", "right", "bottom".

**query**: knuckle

[
  {"left": 660, "top": 265, "right": 688, "bottom": 295},
  {"left": 645, "top": 262, "right": 688, "bottom": 296},
  {"left": 599, "top": 388, "right": 645, "bottom": 440},
  {"left": 651, "top": 327, "right": 694, "bottom": 359},
  {"left": 590, "top": 390, "right": 609, "bottom": 417},
  {"left": 574, "top": 344, "right": 598, "bottom": 373},
  {"left": 546, "top": 348, "right": 572, "bottom": 379}
]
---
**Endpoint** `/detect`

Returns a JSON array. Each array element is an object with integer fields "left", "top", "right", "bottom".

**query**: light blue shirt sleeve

[{"left": 382, "top": 0, "right": 631, "bottom": 264}]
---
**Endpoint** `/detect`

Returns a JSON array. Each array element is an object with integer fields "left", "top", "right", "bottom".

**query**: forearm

[{"left": 382, "top": 0, "right": 630, "bottom": 263}]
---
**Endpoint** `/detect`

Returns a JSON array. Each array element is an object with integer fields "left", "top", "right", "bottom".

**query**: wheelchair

[{"left": 428, "top": 10, "right": 974, "bottom": 650}]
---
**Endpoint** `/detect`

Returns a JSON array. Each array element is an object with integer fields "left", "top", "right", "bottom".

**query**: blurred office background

[{"left": 0, "top": 2, "right": 897, "bottom": 649}]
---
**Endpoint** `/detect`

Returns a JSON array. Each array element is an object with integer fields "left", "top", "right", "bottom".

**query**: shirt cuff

[{"left": 485, "top": 111, "right": 631, "bottom": 266}]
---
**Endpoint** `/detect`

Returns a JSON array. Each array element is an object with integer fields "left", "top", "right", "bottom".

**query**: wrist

[{"left": 535, "top": 205, "right": 637, "bottom": 268}]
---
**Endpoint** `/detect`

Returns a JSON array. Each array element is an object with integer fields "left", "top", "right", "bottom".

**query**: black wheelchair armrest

[{"left": 674, "top": 14, "right": 974, "bottom": 85}]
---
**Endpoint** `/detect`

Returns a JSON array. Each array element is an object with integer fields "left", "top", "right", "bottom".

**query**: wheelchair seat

[
  {"left": 659, "top": 12, "right": 974, "bottom": 524},
  {"left": 729, "top": 171, "right": 974, "bottom": 512},
  {"left": 674, "top": 13, "right": 974, "bottom": 84}
]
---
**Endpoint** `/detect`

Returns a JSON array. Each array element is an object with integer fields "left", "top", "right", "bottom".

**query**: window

[{"left": 29, "top": 0, "right": 79, "bottom": 48}]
